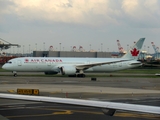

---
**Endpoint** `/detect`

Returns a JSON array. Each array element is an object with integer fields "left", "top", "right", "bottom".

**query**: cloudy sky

[{"left": 0, "top": 0, "right": 160, "bottom": 53}]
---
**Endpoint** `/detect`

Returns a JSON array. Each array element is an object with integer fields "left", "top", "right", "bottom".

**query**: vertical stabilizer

[{"left": 122, "top": 38, "right": 145, "bottom": 59}]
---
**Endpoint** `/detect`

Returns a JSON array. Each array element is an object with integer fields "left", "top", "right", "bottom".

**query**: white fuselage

[{"left": 2, "top": 57, "right": 141, "bottom": 73}]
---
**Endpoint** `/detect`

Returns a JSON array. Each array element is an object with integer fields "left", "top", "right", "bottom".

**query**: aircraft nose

[
  {"left": 2, "top": 64, "right": 9, "bottom": 70},
  {"left": 2, "top": 64, "right": 6, "bottom": 69}
]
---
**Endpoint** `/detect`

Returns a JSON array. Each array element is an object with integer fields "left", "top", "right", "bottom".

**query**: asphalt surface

[
  {"left": 0, "top": 73, "right": 160, "bottom": 120},
  {"left": 0, "top": 101, "right": 160, "bottom": 120}
]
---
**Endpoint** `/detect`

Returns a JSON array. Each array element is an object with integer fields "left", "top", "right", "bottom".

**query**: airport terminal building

[
  {"left": 33, "top": 51, "right": 113, "bottom": 58},
  {"left": 33, "top": 51, "right": 157, "bottom": 62}
]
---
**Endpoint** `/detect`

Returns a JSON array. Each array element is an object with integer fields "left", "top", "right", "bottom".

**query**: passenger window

[{"left": 7, "top": 61, "right": 12, "bottom": 64}]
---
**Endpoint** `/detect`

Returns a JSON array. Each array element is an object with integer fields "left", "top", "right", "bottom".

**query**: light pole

[
  {"left": 29, "top": 44, "right": 30, "bottom": 54},
  {"left": 59, "top": 43, "right": 61, "bottom": 51},
  {"left": 90, "top": 44, "right": 91, "bottom": 51},
  {"left": 144, "top": 45, "right": 146, "bottom": 51},
  {"left": 101, "top": 43, "right": 103, "bottom": 52},
  {"left": 10, "top": 46, "right": 11, "bottom": 54},
  {"left": 17, "top": 47, "right": 19, "bottom": 55},
  {"left": 35, "top": 43, "right": 37, "bottom": 51},
  {"left": 23, "top": 45, "right": 24, "bottom": 55},
  {"left": 127, "top": 44, "right": 129, "bottom": 51},
  {"left": 13, "top": 47, "right": 15, "bottom": 54},
  {"left": 148, "top": 46, "right": 150, "bottom": 54},
  {"left": 43, "top": 42, "right": 45, "bottom": 51}
]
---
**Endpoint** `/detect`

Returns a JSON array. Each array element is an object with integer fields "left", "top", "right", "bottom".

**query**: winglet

[{"left": 122, "top": 38, "right": 145, "bottom": 59}]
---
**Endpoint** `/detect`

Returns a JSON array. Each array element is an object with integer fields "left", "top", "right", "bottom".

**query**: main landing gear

[
  {"left": 77, "top": 74, "right": 85, "bottom": 78},
  {"left": 77, "top": 70, "right": 85, "bottom": 78},
  {"left": 68, "top": 74, "right": 85, "bottom": 78}
]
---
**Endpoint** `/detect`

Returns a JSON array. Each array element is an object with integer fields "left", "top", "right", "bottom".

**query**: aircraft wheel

[
  {"left": 14, "top": 73, "right": 17, "bottom": 77},
  {"left": 77, "top": 74, "right": 85, "bottom": 78},
  {"left": 83, "top": 74, "right": 85, "bottom": 77},
  {"left": 68, "top": 74, "right": 77, "bottom": 77}
]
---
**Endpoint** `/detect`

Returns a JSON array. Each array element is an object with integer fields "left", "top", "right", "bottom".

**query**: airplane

[
  {"left": 0, "top": 93, "right": 160, "bottom": 116},
  {"left": 2, "top": 38, "right": 145, "bottom": 77}
]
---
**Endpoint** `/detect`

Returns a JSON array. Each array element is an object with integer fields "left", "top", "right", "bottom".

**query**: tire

[{"left": 14, "top": 74, "right": 17, "bottom": 77}]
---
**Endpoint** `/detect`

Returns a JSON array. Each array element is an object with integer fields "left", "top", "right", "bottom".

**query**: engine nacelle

[
  {"left": 60, "top": 66, "right": 77, "bottom": 75},
  {"left": 45, "top": 66, "right": 60, "bottom": 75}
]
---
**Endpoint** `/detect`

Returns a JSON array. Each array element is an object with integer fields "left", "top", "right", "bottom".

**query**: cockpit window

[{"left": 7, "top": 61, "right": 12, "bottom": 64}]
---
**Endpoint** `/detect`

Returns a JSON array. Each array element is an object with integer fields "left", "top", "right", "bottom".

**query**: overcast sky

[{"left": 0, "top": 0, "right": 160, "bottom": 53}]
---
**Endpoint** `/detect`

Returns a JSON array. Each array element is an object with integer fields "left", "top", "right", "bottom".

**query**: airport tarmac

[
  {"left": 0, "top": 74, "right": 160, "bottom": 120},
  {"left": 0, "top": 101, "right": 160, "bottom": 120}
]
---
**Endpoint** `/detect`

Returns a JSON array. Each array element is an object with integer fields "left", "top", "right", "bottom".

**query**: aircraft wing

[
  {"left": 76, "top": 59, "right": 131, "bottom": 70},
  {"left": 0, "top": 93, "right": 159, "bottom": 116}
]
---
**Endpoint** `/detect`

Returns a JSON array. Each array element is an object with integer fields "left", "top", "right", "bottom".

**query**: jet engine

[
  {"left": 44, "top": 66, "right": 60, "bottom": 75},
  {"left": 60, "top": 66, "right": 77, "bottom": 75}
]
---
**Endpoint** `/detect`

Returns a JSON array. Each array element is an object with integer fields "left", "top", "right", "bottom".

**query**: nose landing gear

[{"left": 12, "top": 71, "right": 17, "bottom": 77}]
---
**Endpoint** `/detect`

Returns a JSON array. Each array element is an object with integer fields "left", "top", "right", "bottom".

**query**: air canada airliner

[{"left": 2, "top": 38, "right": 145, "bottom": 77}]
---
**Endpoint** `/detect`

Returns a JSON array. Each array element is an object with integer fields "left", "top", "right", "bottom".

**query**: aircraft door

[
  {"left": 119, "top": 63, "right": 122, "bottom": 67},
  {"left": 47, "top": 62, "right": 51, "bottom": 66},
  {"left": 17, "top": 60, "right": 22, "bottom": 66}
]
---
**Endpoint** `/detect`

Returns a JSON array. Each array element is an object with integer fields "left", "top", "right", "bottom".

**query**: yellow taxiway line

[{"left": 5, "top": 107, "right": 160, "bottom": 120}]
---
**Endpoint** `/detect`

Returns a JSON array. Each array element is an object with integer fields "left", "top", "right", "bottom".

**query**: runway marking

[
  {"left": 30, "top": 107, "right": 160, "bottom": 120},
  {"left": 53, "top": 110, "right": 73, "bottom": 115},
  {"left": 7, "top": 90, "right": 15, "bottom": 93},
  {"left": 5, "top": 107, "right": 160, "bottom": 120},
  {"left": 31, "top": 107, "right": 102, "bottom": 115},
  {"left": 50, "top": 91, "right": 61, "bottom": 94}
]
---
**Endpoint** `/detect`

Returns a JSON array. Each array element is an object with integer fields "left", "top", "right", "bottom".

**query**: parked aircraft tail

[{"left": 122, "top": 38, "right": 145, "bottom": 59}]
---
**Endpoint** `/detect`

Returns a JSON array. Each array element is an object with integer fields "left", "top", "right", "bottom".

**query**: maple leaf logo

[
  {"left": 25, "top": 59, "right": 29, "bottom": 62},
  {"left": 130, "top": 48, "right": 139, "bottom": 56}
]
